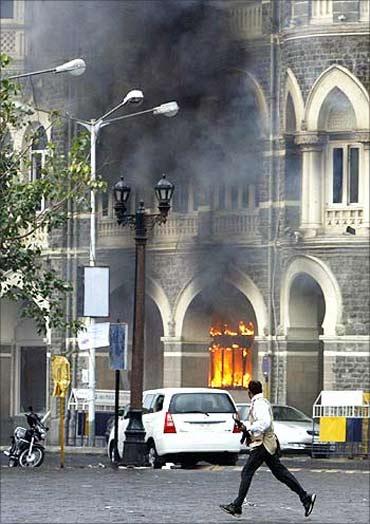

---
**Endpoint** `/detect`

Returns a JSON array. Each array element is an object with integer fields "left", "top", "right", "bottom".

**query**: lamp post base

[{"left": 121, "top": 409, "right": 148, "bottom": 467}]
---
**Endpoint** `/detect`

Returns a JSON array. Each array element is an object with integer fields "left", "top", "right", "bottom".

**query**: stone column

[
  {"left": 356, "top": 134, "right": 370, "bottom": 232},
  {"left": 295, "top": 132, "right": 325, "bottom": 237},
  {"left": 161, "top": 337, "right": 183, "bottom": 387}
]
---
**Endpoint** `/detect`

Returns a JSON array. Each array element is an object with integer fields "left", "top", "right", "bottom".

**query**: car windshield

[
  {"left": 273, "top": 406, "right": 311, "bottom": 422},
  {"left": 169, "top": 393, "right": 236, "bottom": 414},
  {"left": 237, "top": 405, "right": 250, "bottom": 420}
]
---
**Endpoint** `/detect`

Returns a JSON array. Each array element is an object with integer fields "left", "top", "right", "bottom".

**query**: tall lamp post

[
  {"left": 113, "top": 174, "right": 175, "bottom": 466},
  {"left": 75, "top": 97, "right": 179, "bottom": 446}
]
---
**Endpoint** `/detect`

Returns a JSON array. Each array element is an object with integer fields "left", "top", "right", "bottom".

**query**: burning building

[{"left": 0, "top": 0, "right": 369, "bottom": 444}]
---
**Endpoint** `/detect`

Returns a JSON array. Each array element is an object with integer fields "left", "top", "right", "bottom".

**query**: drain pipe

[{"left": 267, "top": 0, "right": 281, "bottom": 403}]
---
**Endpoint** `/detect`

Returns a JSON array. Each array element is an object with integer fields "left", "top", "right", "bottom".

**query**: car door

[{"left": 147, "top": 393, "right": 165, "bottom": 441}]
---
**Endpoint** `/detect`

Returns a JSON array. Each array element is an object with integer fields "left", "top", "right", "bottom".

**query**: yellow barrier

[{"left": 319, "top": 416, "right": 346, "bottom": 442}]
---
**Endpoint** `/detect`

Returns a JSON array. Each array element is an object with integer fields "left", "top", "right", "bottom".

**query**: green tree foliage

[{"left": 0, "top": 54, "right": 105, "bottom": 334}]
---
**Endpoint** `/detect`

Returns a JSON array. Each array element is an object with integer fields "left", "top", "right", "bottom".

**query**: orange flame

[
  {"left": 209, "top": 321, "right": 255, "bottom": 337},
  {"left": 208, "top": 320, "right": 254, "bottom": 389},
  {"left": 239, "top": 321, "right": 254, "bottom": 336}
]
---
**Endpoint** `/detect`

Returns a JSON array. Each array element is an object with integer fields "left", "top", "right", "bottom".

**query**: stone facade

[{"left": 1, "top": 0, "right": 369, "bottom": 444}]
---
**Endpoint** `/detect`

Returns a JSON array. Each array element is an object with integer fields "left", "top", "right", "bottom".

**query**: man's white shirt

[{"left": 245, "top": 393, "right": 273, "bottom": 437}]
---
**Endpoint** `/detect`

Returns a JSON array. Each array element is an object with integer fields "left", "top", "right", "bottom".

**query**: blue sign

[
  {"left": 262, "top": 354, "right": 271, "bottom": 376},
  {"left": 109, "top": 323, "right": 128, "bottom": 370}
]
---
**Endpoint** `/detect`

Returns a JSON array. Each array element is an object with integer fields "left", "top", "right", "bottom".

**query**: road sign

[
  {"left": 109, "top": 323, "right": 128, "bottom": 370},
  {"left": 262, "top": 354, "right": 271, "bottom": 376}
]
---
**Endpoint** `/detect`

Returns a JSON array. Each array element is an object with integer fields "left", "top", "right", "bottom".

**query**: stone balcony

[
  {"left": 325, "top": 206, "right": 364, "bottom": 228},
  {"left": 97, "top": 209, "right": 260, "bottom": 249}
]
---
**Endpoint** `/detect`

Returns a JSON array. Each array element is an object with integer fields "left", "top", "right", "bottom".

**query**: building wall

[{"left": 1, "top": 0, "right": 369, "bottom": 442}]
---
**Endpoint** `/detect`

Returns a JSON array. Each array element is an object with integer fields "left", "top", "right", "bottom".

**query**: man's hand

[{"left": 233, "top": 414, "right": 252, "bottom": 445}]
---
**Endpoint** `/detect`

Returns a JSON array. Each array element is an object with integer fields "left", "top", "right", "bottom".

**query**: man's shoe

[
  {"left": 219, "top": 503, "right": 242, "bottom": 517},
  {"left": 303, "top": 493, "right": 316, "bottom": 517}
]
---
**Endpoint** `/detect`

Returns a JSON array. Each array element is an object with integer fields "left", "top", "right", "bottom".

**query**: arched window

[
  {"left": 30, "top": 126, "right": 48, "bottom": 211},
  {"left": 302, "top": 65, "right": 369, "bottom": 234},
  {"left": 319, "top": 88, "right": 361, "bottom": 206}
]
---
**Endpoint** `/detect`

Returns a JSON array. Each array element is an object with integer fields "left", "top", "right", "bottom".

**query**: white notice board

[{"left": 83, "top": 267, "right": 109, "bottom": 317}]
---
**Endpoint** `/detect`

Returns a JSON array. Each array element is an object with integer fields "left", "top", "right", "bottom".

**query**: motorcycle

[{"left": 4, "top": 407, "right": 50, "bottom": 468}]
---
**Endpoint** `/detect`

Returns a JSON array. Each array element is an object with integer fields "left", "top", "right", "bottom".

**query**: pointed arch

[
  {"left": 244, "top": 71, "right": 269, "bottom": 137},
  {"left": 285, "top": 68, "right": 305, "bottom": 132},
  {"left": 10, "top": 105, "right": 51, "bottom": 150},
  {"left": 146, "top": 277, "right": 172, "bottom": 337},
  {"left": 232, "top": 69, "right": 269, "bottom": 137},
  {"left": 305, "top": 65, "right": 369, "bottom": 130},
  {"left": 280, "top": 256, "right": 342, "bottom": 337},
  {"left": 173, "top": 266, "right": 268, "bottom": 338}
]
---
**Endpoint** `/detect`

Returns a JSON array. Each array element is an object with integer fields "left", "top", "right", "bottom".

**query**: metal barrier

[
  {"left": 67, "top": 388, "right": 130, "bottom": 446},
  {"left": 312, "top": 390, "right": 369, "bottom": 458}
]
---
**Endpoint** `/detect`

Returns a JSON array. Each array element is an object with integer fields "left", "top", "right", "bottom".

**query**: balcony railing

[
  {"left": 98, "top": 209, "right": 260, "bottom": 247},
  {"left": 229, "top": 2, "right": 262, "bottom": 39},
  {"left": 325, "top": 207, "right": 364, "bottom": 228},
  {"left": 213, "top": 211, "right": 259, "bottom": 239}
]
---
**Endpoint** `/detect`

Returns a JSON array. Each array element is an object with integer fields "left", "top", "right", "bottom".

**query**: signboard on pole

[
  {"left": 77, "top": 322, "right": 110, "bottom": 350},
  {"left": 51, "top": 356, "right": 71, "bottom": 398},
  {"left": 262, "top": 354, "right": 271, "bottom": 377},
  {"left": 109, "top": 323, "right": 128, "bottom": 370},
  {"left": 51, "top": 356, "right": 71, "bottom": 469},
  {"left": 77, "top": 266, "right": 110, "bottom": 317}
]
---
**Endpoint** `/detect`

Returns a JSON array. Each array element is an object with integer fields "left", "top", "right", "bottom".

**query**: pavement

[{"left": 0, "top": 451, "right": 369, "bottom": 524}]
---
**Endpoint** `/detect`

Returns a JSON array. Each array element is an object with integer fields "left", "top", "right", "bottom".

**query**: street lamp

[
  {"left": 74, "top": 95, "right": 179, "bottom": 446},
  {"left": 8, "top": 58, "right": 86, "bottom": 80},
  {"left": 113, "top": 174, "right": 175, "bottom": 466}
]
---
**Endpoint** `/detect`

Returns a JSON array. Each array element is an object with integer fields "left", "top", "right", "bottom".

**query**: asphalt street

[{"left": 0, "top": 453, "right": 369, "bottom": 524}]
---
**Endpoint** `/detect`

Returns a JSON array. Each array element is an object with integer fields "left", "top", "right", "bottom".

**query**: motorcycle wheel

[{"left": 19, "top": 447, "right": 44, "bottom": 468}]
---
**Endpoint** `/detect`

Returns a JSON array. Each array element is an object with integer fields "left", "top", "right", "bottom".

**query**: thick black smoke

[{"left": 29, "top": 0, "right": 263, "bottom": 202}]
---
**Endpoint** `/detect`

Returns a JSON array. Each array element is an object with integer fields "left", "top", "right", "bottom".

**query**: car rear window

[
  {"left": 169, "top": 393, "right": 236, "bottom": 414},
  {"left": 272, "top": 406, "right": 311, "bottom": 422},
  {"left": 237, "top": 405, "right": 250, "bottom": 420}
]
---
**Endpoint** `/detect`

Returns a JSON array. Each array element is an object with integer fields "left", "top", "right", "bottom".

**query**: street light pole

[
  {"left": 124, "top": 202, "right": 147, "bottom": 465},
  {"left": 74, "top": 96, "right": 178, "bottom": 446},
  {"left": 88, "top": 120, "right": 97, "bottom": 445},
  {"left": 113, "top": 175, "right": 175, "bottom": 466}
]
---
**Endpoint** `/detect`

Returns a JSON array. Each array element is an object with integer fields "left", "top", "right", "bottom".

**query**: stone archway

[
  {"left": 170, "top": 268, "right": 266, "bottom": 401},
  {"left": 108, "top": 278, "right": 166, "bottom": 391},
  {"left": 174, "top": 267, "right": 267, "bottom": 338},
  {"left": 281, "top": 255, "right": 342, "bottom": 337},
  {"left": 281, "top": 256, "right": 342, "bottom": 414},
  {"left": 286, "top": 274, "right": 325, "bottom": 414}
]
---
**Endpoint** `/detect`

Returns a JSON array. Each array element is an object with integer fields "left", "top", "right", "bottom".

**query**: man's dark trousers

[{"left": 233, "top": 444, "right": 308, "bottom": 508}]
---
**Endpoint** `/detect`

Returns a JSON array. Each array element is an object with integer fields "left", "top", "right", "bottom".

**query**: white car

[
  {"left": 237, "top": 403, "right": 320, "bottom": 454},
  {"left": 108, "top": 388, "right": 242, "bottom": 468}
]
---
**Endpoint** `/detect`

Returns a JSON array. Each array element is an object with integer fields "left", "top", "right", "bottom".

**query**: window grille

[{"left": 311, "top": 0, "right": 333, "bottom": 22}]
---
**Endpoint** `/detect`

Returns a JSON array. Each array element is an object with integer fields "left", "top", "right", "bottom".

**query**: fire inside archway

[{"left": 208, "top": 321, "right": 254, "bottom": 389}]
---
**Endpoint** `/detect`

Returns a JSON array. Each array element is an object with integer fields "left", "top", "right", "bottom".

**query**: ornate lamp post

[{"left": 113, "top": 174, "right": 174, "bottom": 466}]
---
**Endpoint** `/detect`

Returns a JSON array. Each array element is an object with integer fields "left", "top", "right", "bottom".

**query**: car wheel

[
  {"left": 147, "top": 442, "right": 162, "bottom": 469},
  {"left": 216, "top": 453, "right": 239, "bottom": 466},
  {"left": 180, "top": 459, "right": 198, "bottom": 469}
]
